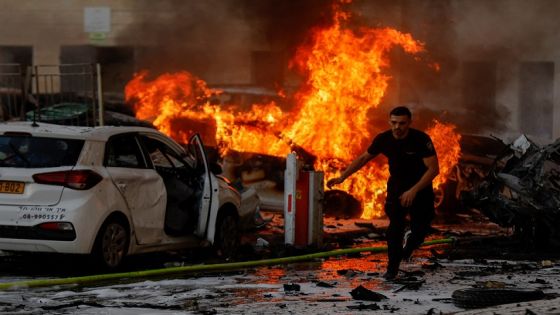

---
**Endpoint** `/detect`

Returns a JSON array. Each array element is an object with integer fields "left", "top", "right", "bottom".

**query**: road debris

[
  {"left": 452, "top": 287, "right": 546, "bottom": 309},
  {"left": 350, "top": 285, "right": 388, "bottom": 301}
]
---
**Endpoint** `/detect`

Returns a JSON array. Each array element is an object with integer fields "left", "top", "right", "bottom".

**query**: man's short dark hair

[{"left": 390, "top": 106, "right": 412, "bottom": 118}]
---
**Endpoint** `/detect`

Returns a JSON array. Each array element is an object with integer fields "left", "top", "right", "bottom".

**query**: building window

[
  {"left": 462, "top": 61, "right": 497, "bottom": 133},
  {"left": 60, "top": 45, "right": 134, "bottom": 97},
  {"left": 0, "top": 46, "right": 32, "bottom": 69},
  {"left": 519, "top": 62, "right": 554, "bottom": 139},
  {"left": 0, "top": 46, "right": 32, "bottom": 120}
]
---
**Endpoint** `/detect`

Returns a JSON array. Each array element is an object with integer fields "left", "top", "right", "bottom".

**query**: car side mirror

[{"left": 210, "top": 162, "right": 222, "bottom": 175}]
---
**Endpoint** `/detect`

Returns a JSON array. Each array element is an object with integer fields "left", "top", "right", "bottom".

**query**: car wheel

[
  {"left": 93, "top": 219, "right": 129, "bottom": 269},
  {"left": 214, "top": 212, "right": 239, "bottom": 259}
]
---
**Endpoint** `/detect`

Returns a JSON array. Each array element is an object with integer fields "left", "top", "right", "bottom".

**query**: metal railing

[{"left": 0, "top": 63, "right": 104, "bottom": 126}]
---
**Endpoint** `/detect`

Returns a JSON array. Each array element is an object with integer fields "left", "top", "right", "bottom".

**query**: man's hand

[
  {"left": 325, "top": 152, "right": 375, "bottom": 190},
  {"left": 399, "top": 189, "right": 417, "bottom": 207},
  {"left": 326, "top": 177, "right": 345, "bottom": 189}
]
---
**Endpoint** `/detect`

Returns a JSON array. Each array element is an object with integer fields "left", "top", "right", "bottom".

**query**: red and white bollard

[{"left": 284, "top": 153, "right": 324, "bottom": 248}]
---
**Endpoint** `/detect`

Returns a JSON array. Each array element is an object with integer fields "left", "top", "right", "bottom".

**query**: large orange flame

[
  {"left": 426, "top": 120, "right": 462, "bottom": 190},
  {"left": 124, "top": 3, "right": 461, "bottom": 219}
]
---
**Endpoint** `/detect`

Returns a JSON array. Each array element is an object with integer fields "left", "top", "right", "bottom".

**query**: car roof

[{"left": 0, "top": 121, "right": 163, "bottom": 142}]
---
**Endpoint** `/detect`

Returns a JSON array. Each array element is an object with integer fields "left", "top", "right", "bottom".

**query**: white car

[{"left": 0, "top": 122, "right": 259, "bottom": 269}]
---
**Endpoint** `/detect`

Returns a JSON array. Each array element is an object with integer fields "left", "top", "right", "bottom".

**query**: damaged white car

[{"left": 0, "top": 122, "right": 259, "bottom": 269}]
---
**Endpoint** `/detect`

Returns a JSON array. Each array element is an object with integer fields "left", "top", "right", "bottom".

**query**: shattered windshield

[{"left": 0, "top": 136, "right": 84, "bottom": 168}]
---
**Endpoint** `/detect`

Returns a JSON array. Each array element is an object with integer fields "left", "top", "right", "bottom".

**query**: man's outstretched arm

[{"left": 326, "top": 151, "right": 376, "bottom": 188}]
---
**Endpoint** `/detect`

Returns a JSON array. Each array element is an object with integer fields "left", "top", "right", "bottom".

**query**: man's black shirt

[{"left": 367, "top": 128, "right": 436, "bottom": 196}]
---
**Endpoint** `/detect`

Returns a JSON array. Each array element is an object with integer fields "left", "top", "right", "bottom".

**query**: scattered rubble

[
  {"left": 283, "top": 283, "right": 301, "bottom": 292},
  {"left": 350, "top": 285, "right": 388, "bottom": 301},
  {"left": 452, "top": 287, "right": 546, "bottom": 309}
]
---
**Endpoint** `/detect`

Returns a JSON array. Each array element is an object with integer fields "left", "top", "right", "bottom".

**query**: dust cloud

[
  {"left": 386, "top": 0, "right": 559, "bottom": 136},
  {"left": 116, "top": 0, "right": 332, "bottom": 85}
]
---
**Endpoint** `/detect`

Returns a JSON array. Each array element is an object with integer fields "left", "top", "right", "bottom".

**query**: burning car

[
  {"left": 462, "top": 134, "right": 560, "bottom": 246},
  {"left": 435, "top": 134, "right": 508, "bottom": 214},
  {"left": 0, "top": 122, "right": 259, "bottom": 269}
]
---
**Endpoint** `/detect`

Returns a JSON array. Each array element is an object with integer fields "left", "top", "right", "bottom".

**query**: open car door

[
  {"left": 188, "top": 134, "right": 215, "bottom": 238},
  {"left": 138, "top": 132, "right": 211, "bottom": 237}
]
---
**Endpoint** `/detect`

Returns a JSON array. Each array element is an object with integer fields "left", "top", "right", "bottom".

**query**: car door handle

[{"left": 117, "top": 182, "right": 127, "bottom": 192}]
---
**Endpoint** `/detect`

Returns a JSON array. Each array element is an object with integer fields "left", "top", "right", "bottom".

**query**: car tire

[
  {"left": 323, "top": 189, "right": 362, "bottom": 218},
  {"left": 452, "top": 288, "right": 545, "bottom": 309},
  {"left": 93, "top": 219, "right": 129, "bottom": 270},
  {"left": 214, "top": 211, "right": 240, "bottom": 260}
]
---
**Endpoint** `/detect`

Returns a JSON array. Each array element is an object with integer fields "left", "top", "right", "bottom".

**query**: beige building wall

[
  {"left": 452, "top": 0, "right": 560, "bottom": 141},
  {"left": 0, "top": 0, "right": 257, "bottom": 84}
]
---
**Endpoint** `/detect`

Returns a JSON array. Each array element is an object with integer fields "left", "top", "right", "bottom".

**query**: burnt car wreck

[{"left": 463, "top": 135, "right": 560, "bottom": 247}]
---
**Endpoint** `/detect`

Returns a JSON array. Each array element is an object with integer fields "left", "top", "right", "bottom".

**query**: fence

[{"left": 0, "top": 63, "right": 104, "bottom": 126}]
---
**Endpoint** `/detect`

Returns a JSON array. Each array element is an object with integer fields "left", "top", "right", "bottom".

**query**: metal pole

[
  {"left": 21, "top": 65, "right": 30, "bottom": 120},
  {"left": 89, "top": 65, "right": 97, "bottom": 127},
  {"left": 284, "top": 153, "right": 298, "bottom": 245},
  {"left": 96, "top": 63, "right": 104, "bottom": 126},
  {"left": 34, "top": 65, "right": 41, "bottom": 121}
]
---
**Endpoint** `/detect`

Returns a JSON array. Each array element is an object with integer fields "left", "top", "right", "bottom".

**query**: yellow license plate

[{"left": 0, "top": 181, "right": 25, "bottom": 194}]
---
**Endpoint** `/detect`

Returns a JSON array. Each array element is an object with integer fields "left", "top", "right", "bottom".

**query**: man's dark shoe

[{"left": 382, "top": 270, "right": 398, "bottom": 280}]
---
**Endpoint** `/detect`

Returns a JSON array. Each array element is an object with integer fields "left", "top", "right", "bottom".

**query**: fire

[
  {"left": 124, "top": 3, "right": 461, "bottom": 219},
  {"left": 125, "top": 71, "right": 215, "bottom": 142},
  {"left": 426, "top": 120, "right": 462, "bottom": 190},
  {"left": 208, "top": 103, "right": 291, "bottom": 156},
  {"left": 284, "top": 7, "right": 426, "bottom": 219},
  {"left": 125, "top": 71, "right": 290, "bottom": 154}
]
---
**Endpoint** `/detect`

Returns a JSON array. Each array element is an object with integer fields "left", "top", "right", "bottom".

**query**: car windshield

[{"left": 0, "top": 136, "right": 84, "bottom": 168}]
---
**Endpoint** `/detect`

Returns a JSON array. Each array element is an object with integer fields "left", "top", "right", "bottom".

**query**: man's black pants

[{"left": 384, "top": 190, "right": 435, "bottom": 273}]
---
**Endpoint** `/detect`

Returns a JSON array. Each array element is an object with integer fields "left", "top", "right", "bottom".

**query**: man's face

[{"left": 389, "top": 114, "right": 411, "bottom": 139}]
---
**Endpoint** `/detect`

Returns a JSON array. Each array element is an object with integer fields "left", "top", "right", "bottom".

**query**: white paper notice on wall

[{"left": 84, "top": 7, "right": 111, "bottom": 33}]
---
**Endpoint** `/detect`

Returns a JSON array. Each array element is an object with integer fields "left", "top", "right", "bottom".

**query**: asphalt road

[{"left": 0, "top": 213, "right": 559, "bottom": 314}]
